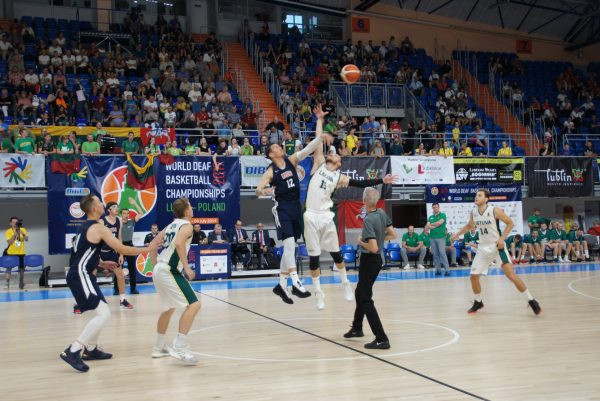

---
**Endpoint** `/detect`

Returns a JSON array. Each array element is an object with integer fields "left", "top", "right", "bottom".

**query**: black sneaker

[
  {"left": 130, "top": 289, "right": 140, "bottom": 295},
  {"left": 291, "top": 283, "right": 311, "bottom": 298},
  {"left": 60, "top": 347, "right": 89, "bottom": 372},
  {"left": 82, "top": 347, "right": 113, "bottom": 360},
  {"left": 434, "top": 271, "right": 442, "bottom": 276},
  {"left": 73, "top": 305, "right": 81, "bottom": 314},
  {"left": 468, "top": 300, "right": 484, "bottom": 314},
  {"left": 585, "top": 257, "right": 592, "bottom": 262},
  {"left": 272, "top": 284, "right": 294, "bottom": 304},
  {"left": 451, "top": 263, "right": 458, "bottom": 267},
  {"left": 444, "top": 271, "right": 451, "bottom": 276},
  {"left": 528, "top": 299, "right": 542, "bottom": 315},
  {"left": 364, "top": 339, "right": 390, "bottom": 349},
  {"left": 343, "top": 328, "right": 364, "bottom": 338},
  {"left": 120, "top": 299, "right": 134, "bottom": 309}
]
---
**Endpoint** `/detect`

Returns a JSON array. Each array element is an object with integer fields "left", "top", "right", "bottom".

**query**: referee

[
  {"left": 344, "top": 187, "right": 396, "bottom": 349},
  {"left": 120, "top": 197, "right": 143, "bottom": 294}
]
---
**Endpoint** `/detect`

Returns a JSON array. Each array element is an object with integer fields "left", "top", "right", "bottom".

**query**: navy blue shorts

[
  {"left": 273, "top": 201, "right": 302, "bottom": 241},
  {"left": 66, "top": 268, "right": 106, "bottom": 313},
  {"left": 99, "top": 250, "right": 119, "bottom": 263}
]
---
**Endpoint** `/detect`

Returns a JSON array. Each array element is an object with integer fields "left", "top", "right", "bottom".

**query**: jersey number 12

[{"left": 286, "top": 178, "right": 295, "bottom": 188}]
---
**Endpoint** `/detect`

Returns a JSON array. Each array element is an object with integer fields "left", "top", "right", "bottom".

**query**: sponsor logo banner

[
  {"left": 454, "top": 157, "right": 524, "bottom": 183},
  {"left": 0, "top": 154, "right": 45, "bottom": 188},
  {"left": 390, "top": 156, "right": 455, "bottom": 184},
  {"left": 334, "top": 156, "right": 391, "bottom": 201},
  {"left": 47, "top": 156, "right": 240, "bottom": 254},
  {"left": 526, "top": 157, "right": 593, "bottom": 197},
  {"left": 426, "top": 184, "right": 523, "bottom": 237},
  {"left": 140, "top": 127, "right": 175, "bottom": 146}
]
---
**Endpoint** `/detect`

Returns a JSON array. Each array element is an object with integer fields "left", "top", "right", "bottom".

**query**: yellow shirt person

[
  {"left": 5, "top": 227, "right": 27, "bottom": 255},
  {"left": 497, "top": 142, "right": 513, "bottom": 156}
]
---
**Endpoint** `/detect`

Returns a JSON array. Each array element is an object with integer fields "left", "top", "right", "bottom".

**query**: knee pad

[
  {"left": 309, "top": 256, "right": 320, "bottom": 271},
  {"left": 330, "top": 251, "right": 343, "bottom": 264},
  {"left": 281, "top": 237, "right": 296, "bottom": 271}
]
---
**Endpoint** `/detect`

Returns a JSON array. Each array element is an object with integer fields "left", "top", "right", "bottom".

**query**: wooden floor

[{"left": 1, "top": 267, "right": 600, "bottom": 401}]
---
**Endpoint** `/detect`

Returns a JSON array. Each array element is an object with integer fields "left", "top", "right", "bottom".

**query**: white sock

[
  {"left": 155, "top": 334, "right": 165, "bottom": 349},
  {"left": 290, "top": 271, "right": 301, "bottom": 286},
  {"left": 313, "top": 275, "right": 321, "bottom": 292},
  {"left": 338, "top": 266, "right": 349, "bottom": 283},
  {"left": 520, "top": 254, "right": 526, "bottom": 260},
  {"left": 523, "top": 289, "right": 534, "bottom": 301},
  {"left": 575, "top": 251, "right": 580, "bottom": 258},
  {"left": 174, "top": 333, "right": 187, "bottom": 348},
  {"left": 120, "top": 295, "right": 126, "bottom": 302},
  {"left": 279, "top": 274, "right": 288, "bottom": 289},
  {"left": 585, "top": 250, "right": 589, "bottom": 258},
  {"left": 74, "top": 302, "right": 110, "bottom": 352},
  {"left": 86, "top": 344, "right": 97, "bottom": 351},
  {"left": 70, "top": 341, "right": 84, "bottom": 353},
  {"left": 474, "top": 294, "right": 482, "bottom": 302}
]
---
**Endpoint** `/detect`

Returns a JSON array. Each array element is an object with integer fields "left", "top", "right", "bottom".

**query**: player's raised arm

[
  {"left": 93, "top": 223, "right": 155, "bottom": 256},
  {"left": 255, "top": 166, "right": 274, "bottom": 197},
  {"left": 452, "top": 213, "right": 475, "bottom": 242},
  {"left": 310, "top": 104, "right": 328, "bottom": 174},
  {"left": 337, "top": 173, "right": 398, "bottom": 189}
]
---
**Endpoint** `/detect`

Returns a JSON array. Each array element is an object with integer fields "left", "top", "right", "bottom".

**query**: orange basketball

[{"left": 340, "top": 64, "right": 360, "bottom": 84}]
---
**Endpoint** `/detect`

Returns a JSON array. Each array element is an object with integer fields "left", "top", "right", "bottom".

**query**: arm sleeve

[
  {"left": 348, "top": 178, "right": 384, "bottom": 188},
  {"left": 385, "top": 213, "right": 392, "bottom": 227},
  {"left": 295, "top": 135, "right": 323, "bottom": 161}
]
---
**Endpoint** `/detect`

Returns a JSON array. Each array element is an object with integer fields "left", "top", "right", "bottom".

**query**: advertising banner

[
  {"left": 425, "top": 184, "right": 523, "bottom": 237},
  {"left": 391, "top": 156, "right": 455, "bottom": 184},
  {"left": 454, "top": 157, "right": 524, "bottom": 183},
  {"left": 46, "top": 156, "right": 240, "bottom": 254},
  {"left": 140, "top": 127, "right": 175, "bottom": 146},
  {"left": 526, "top": 157, "right": 593, "bottom": 197},
  {"left": 0, "top": 154, "right": 45, "bottom": 187},
  {"left": 334, "top": 156, "right": 391, "bottom": 201}
]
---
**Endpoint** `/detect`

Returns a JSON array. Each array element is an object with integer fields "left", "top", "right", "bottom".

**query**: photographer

[{"left": 4, "top": 217, "right": 28, "bottom": 289}]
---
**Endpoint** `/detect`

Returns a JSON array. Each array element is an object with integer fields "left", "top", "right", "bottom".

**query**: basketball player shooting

[
  {"left": 60, "top": 194, "right": 159, "bottom": 372},
  {"left": 255, "top": 112, "right": 333, "bottom": 304},
  {"left": 305, "top": 104, "right": 398, "bottom": 310},
  {"left": 452, "top": 189, "right": 541, "bottom": 315}
]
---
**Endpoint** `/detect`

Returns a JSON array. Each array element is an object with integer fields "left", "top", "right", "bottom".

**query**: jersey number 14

[{"left": 478, "top": 227, "right": 489, "bottom": 236}]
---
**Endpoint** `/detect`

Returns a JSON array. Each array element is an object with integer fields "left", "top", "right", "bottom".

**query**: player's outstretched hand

[
  {"left": 382, "top": 174, "right": 398, "bottom": 184},
  {"left": 313, "top": 103, "right": 328, "bottom": 121},
  {"left": 322, "top": 133, "right": 334, "bottom": 146}
]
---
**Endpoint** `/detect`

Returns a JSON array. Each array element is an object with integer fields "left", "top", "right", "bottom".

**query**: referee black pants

[
  {"left": 122, "top": 241, "right": 137, "bottom": 291},
  {"left": 351, "top": 253, "right": 388, "bottom": 342}
]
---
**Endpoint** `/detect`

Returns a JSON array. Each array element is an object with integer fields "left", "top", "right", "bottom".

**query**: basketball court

[{"left": 2, "top": 264, "right": 599, "bottom": 401}]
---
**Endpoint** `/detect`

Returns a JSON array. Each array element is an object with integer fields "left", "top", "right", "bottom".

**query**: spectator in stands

[
  {"left": 353, "top": 139, "right": 368, "bottom": 156},
  {"left": 539, "top": 142, "right": 554, "bottom": 156},
  {"left": 240, "top": 137, "right": 254, "bottom": 155},
  {"left": 121, "top": 132, "right": 139, "bottom": 155},
  {"left": 584, "top": 141, "right": 596, "bottom": 156},
  {"left": 561, "top": 142, "right": 573, "bottom": 156},
  {"left": 588, "top": 221, "right": 600, "bottom": 236},
  {"left": 255, "top": 135, "right": 269, "bottom": 156},
  {"left": 208, "top": 224, "right": 229, "bottom": 244},
  {"left": 197, "top": 137, "right": 212, "bottom": 155},
  {"left": 165, "top": 141, "right": 182, "bottom": 156},
  {"left": 401, "top": 225, "right": 426, "bottom": 270},
  {"left": 191, "top": 223, "right": 208, "bottom": 245},
  {"left": 230, "top": 219, "right": 251, "bottom": 269},
  {"left": 497, "top": 141, "right": 512, "bottom": 156},
  {"left": 370, "top": 139, "right": 385, "bottom": 158},
  {"left": 57, "top": 134, "right": 74, "bottom": 154},
  {"left": 37, "top": 133, "right": 55, "bottom": 155},
  {"left": 144, "top": 137, "right": 161, "bottom": 156},
  {"left": 227, "top": 138, "right": 241, "bottom": 156},
  {"left": 458, "top": 141, "right": 472, "bottom": 157},
  {"left": 14, "top": 129, "right": 35, "bottom": 154},
  {"left": 439, "top": 140, "right": 453, "bottom": 157},
  {"left": 81, "top": 134, "right": 100, "bottom": 156}
]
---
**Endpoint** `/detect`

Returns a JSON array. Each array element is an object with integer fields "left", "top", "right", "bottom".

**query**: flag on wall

[
  {"left": 50, "top": 153, "right": 81, "bottom": 174},
  {"left": 126, "top": 154, "right": 156, "bottom": 190}
]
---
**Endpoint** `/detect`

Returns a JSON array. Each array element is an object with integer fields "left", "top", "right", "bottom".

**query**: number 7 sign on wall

[{"left": 516, "top": 39, "right": 532, "bottom": 54}]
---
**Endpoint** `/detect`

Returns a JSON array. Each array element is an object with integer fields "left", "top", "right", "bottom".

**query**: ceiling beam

[
  {"left": 429, "top": 0, "right": 454, "bottom": 14},
  {"left": 565, "top": 24, "right": 600, "bottom": 51},
  {"left": 565, "top": 16, "right": 594, "bottom": 43},
  {"left": 563, "top": 1, "right": 596, "bottom": 41},
  {"left": 497, "top": 2, "right": 505, "bottom": 29},
  {"left": 528, "top": 12, "right": 569, "bottom": 34},
  {"left": 465, "top": 0, "right": 480, "bottom": 22},
  {"left": 508, "top": 1, "right": 582, "bottom": 16},
  {"left": 414, "top": 0, "right": 422, "bottom": 11},
  {"left": 516, "top": 0, "right": 538, "bottom": 31},
  {"left": 354, "top": 0, "right": 381, "bottom": 12}
]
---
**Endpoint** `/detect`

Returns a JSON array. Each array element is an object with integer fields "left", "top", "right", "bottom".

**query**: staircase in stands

[
  {"left": 453, "top": 60, "right": 533, "bottom": 155},
  {"left": 226, "top": 43, "right": 286, "bottom": 130}
]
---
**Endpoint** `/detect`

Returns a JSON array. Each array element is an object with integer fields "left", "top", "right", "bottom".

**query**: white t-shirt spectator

[
  {"left": 122, "top": 90, "right": 133, "bottom": 101},
  {"left": 188, "top": 88, "right": 202, "bottom": 103},
  {"left": 228, "top": 145, "right": 241, "bottom": 156},
  {"left": 40, "top": 72, "right": 52, "bottom": 85},
  {"left": 107, "top": 77, "right": 120, "bottom": 88},
  {"left": 38, "top": 54, "right": 50, "bottom": 66},
  {"left": 50, "top": 55, "right": 63, "bottom": 67},
  {"left": 465, "top": 109, "right": 477, "bottom": 120},
  {"left": 49, "top": 45, "right": 62, "bottom": 56},
  {"left": 76, "top": 54, "right": 88, "bottom": 68},
  {"left": 0, "top": 40, "right": 13, "bottom": 52},
  {"left": 164, "top": 111, "right": 177, "bottom": 124},
  {"left": 378, "top": 45, "right": 387, "bottom": 58},
  {"left": 126, "top": 58, "right": 137, "bottom": 70},
  {"left": 203, "top": 53, "right": 214, "bottom": 63},
  {"left": 63, "top": 54, "right": 75, "bottom": 67},
  {"left": 203, "top": 92, "right": 215, "bottom": 103},
  {"left": 143, "top": 99, "right": 158, "bottom": 112},
  {"left": 24, "top": 73, "right": 39, "bottom": 85}
]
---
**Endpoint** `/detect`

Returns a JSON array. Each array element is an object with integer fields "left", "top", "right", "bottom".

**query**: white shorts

[
  {"left": 153, "top": 263, "right": 198, "bottom": 311},
  {"left": 470, "top": 245, "right": 512, "bottom": 275},
  {"left": 303, "top": 210, "right": 340, "bottom": 256}
]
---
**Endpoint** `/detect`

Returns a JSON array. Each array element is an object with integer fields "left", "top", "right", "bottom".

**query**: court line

[
  {"left": 567, "top": 275, "right": 600, "bottom": 301},
  {"left": 188, "top": 317, "right": 460, "bottom": 362},
  {"left": 197, "top": 290, "right": 490, "bottom": 401}
]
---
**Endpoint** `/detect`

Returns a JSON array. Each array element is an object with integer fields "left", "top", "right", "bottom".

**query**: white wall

[{"left": 0, "top": 197, "right": 69, "bottom": 269}]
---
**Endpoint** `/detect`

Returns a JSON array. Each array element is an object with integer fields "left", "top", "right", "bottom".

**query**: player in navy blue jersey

[
  {"left": 256, "top": 108, "right": 333, "bottom": 304},
  {"left": 60, "top": 194, "right": 158, "bottom": 372}
]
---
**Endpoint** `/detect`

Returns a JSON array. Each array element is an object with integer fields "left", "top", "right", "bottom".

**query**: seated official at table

[
  {"left": 208, "top": 224, "right": 230, "bottom": 244},
  {"left": 192, "top": 223, "right": 208, "bottom": 245},
  {"left": 252, "top": 222, "right": 274, "bottom": 268},
  {"left": 229, "top": 219, "right": 251, "bottom": 268}
]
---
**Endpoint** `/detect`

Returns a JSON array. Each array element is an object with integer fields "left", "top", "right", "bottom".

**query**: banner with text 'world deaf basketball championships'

[{"left": 46, "top": 156, "right": 240, "bottom": 254}]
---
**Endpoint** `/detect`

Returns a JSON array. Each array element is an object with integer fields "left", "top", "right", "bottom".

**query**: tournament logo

[
  {"left": 100, "top": 166, "right": 157, "bottom": 219},
  {"left": 571, "top": 168, "right": 584, "bottom": 182},
  {"left": 136, "top": 253, "right": 153, "bottom": 277},
  {"left": 69, "top": 202, "right": 85, "bottom": 218},
  {"left": 366, "top": 168, "right": 381, "bottom": 179},
  {"left": 430, "top": 186, "right": 439, "bottom": 196},
  {"left": 296, "top": 165, "right": 306, "bottom": 181},
  {"left": 3, "top": 155, "right": 33, "bottom": 185}
]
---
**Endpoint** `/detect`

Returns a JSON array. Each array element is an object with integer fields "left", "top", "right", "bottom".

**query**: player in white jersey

[
  {"left": 305, "top": 104, "right": 397, "bottom": 310},
  {"left": 452, "top": 189, "right": 541, "bottom": 315},
  {"left": 150, "top": 198, "right": 201, "bottom": 364}
]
